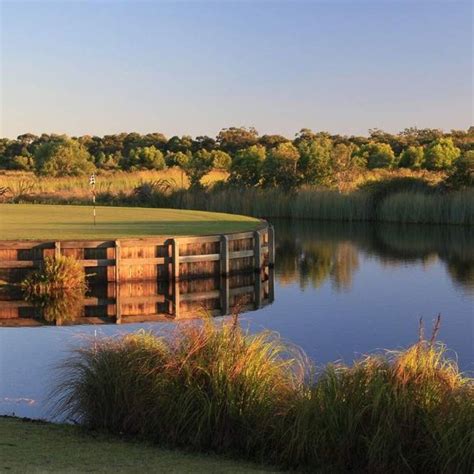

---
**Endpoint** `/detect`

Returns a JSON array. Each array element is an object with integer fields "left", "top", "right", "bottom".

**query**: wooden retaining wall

[
  {"left": 0, "top": 224, "right": 274, "bottom": 284},
  {"left": 0, "top": 268, "right": 275, "bottom": 326}
]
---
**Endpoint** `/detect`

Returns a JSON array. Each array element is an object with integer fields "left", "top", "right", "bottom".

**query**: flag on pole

[{"left": 89, "top": 174, "right": 96, "bottom": 225}]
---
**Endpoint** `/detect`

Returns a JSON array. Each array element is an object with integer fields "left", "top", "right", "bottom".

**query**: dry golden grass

[{"left": 0, "top": 168, "right": 228, "bottom": 200}]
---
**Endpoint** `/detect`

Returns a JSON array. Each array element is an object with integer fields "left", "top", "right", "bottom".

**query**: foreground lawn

[
  {"left": 0, "top": 204, "right": 260, "bottom": 240},
  {"left": 0, "top": 417, "right": 278, "bottom": 473}
]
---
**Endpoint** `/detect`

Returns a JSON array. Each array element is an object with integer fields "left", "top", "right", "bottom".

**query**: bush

[
  {"left": 54, "top": 319, "right": 474, "bottom": 472},
  {"left": 446, "top": 150, "right": 474, "bottom": 188},
  {"left": 356, "top": 142, "right": 395, "bottom": 169},
  {"left": 398, "top": 145, "right": 425, "bottom": 169},
  {"left": 21, "top": 255, "right": 87, "bottom": 322},
  {"left": 424, "top": 138, "right": 461, "bottom": 171}
]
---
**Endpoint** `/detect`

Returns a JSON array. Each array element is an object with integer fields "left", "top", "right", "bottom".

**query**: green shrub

[
  {"left": 355, "top": 142, "right": 395, "bottom": 169},
  {"left": 424, "top": 138, "right": 461, "bottom": 171},
  {"left": 446, "top": 150, "right": 474, "bottom": 188},
  {"left": 398, "top": 145, "right": 425, "bottom": 169}
]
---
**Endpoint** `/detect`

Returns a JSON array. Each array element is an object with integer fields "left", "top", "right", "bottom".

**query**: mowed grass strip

[
  {"left": 0, "top": 417, "right": 278, "bottom": 473},
  {"left": 0, "top": 204, "right": 260, "bottom": 240}
]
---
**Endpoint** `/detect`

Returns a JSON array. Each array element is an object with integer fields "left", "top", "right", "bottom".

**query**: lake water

[{"left": 1, "top": 220, "right": 472, "bottom": 420}]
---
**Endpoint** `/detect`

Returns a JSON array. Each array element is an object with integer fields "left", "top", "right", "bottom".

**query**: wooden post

[
  {"left": 173, "top": 280, "right": 181, "bottom": 319},
  {"left": 268, "top": 225, "right": 275, "bottom": 267},
  {"left": 268, "top": 267, "right": 275, "bottom": 303},
  {"left": 115, "top": 281, "right": 122, "bottom": 324},
  {"left": 115, "top": 240, "right": 121, "bottom": 283},
  {"left": 220, "top": 235, "right": 230, "bottom": 276},
  {"left": 172, "top": 238, "right": 180, "bottom": 280},
  {"left": 115, "top": 241, "right": 121, "bottom": 323},
  {"left": 253, "top": 230, "right": 262, "bottom": 271},
  {"left": 220, "top": 275, "right": 230, "bottom": 315},
  {"left": 254, "top": 270, "right": 262, "bottom": 309},
  {"left": 54, "top": 241, "right": 61, "bottom": 259}
]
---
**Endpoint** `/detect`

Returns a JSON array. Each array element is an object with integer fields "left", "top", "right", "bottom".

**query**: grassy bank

[
  {"left": 0, "top": 417, "right": 276, "bottom": 473},
  {"left": 0, "top": 204, "right": 259, "bottom": 240},
  {"left": 54, "top": 319, "right": 474, "bottom": 473}
]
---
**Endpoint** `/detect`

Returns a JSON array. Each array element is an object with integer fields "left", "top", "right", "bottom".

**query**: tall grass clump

[
  {"left": 273, "top": 324, "right": 473, "bottom": 472},
  {"left": 53, "top": 317, "right": 306, "bottom": 456},
  {"left": 53, "top": 316, "right": 473, "bottom": 472},
  {"left": 22, "top": 255, "right": 87, "bottom": 322}
]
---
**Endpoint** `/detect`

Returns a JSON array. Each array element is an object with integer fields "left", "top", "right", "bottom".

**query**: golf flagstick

[{"left": 89, "top": 173, "right": 96, "bottom": 225}]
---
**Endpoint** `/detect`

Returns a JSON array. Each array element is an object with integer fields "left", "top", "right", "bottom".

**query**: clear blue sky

[{"left": 1, "top": 0, "right": 472, "bottom": 139}]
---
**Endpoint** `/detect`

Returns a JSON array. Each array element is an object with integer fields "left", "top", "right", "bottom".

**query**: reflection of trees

[
  {"left": 331, "top": 242, "right": 359, "bottom": 291},
  {"left": 275, "top": 233, "right": 359, "bottom": 291},
  {"left": 272, "top": 220, "right": 474, "bottom": 293},
  {"left": 446, "top": 258, "right": 474, "bottom": 295}
]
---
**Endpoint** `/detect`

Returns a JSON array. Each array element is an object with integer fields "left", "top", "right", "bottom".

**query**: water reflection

[
  {"left": 273, "top": 220, "right": 474, "bottom": 294},
  {"left": 0, "top": 268, "right": 274, "bottom": 327}
]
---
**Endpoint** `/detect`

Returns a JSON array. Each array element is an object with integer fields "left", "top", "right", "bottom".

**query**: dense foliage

[{"left": 1, "top": 127, "right": 472, "bottom": 188}]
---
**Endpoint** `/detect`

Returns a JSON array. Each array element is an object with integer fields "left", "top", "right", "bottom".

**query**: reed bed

[
  {"left": 53, "top": 318, "right": 473, "bottom": 473},
  {"left": 170, "top": 188, "right": 473, "bottom": 225}
]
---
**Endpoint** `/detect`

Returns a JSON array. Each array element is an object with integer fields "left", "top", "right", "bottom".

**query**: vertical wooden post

[
  {"left": 253, "top": 230, "right": 262, "bottom": 271},
  {"left": 172, "top": 238, "right": 180, "bottom": 280},
  {"left": 115, "top": 240, "right": 121, "bottom": 283},
  {"left": 173, "top": 280, "right": 181, "bottom": 319},
  {"left": 268, "top": 267, "right": 275, "bottom": 303},
  {"left": 115, "top": 241, "right": 121, "bottom": 323},
  {"left": 268, "top": 225, "right": 275, "bottom": 267},
  {"left": 220, "top": 235, "right": 230, "bottom": 315},
  {"left": 220, "top": 275, "right": 230, "bottom": 315},
  {"left": 254, "top": 270, "right": 262, "bottom": 309},
  {"left": 220, "top": 235, "right": 230, "bottom": 276},
  {"left": 54, "top": 241, "right": 61, "bottom": 259}
]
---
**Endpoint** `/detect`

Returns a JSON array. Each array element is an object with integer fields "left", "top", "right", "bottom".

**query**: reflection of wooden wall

[
  {"left": 0, "top": 268, "right": 274, "bottom": 326},
  {"left": 0, "top": 226, "right": 274, "bottom": 284}
]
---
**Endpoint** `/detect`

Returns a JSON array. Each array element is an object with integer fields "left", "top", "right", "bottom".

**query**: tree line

[{"left": 1, "top": 127, "right": 472, "bottom": 189}]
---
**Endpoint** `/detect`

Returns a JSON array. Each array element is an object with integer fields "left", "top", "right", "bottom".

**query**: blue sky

[{"left": 1, "top": 0, "right": 472, "bottom": 138}]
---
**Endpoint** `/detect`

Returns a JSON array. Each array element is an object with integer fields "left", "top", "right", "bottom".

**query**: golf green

[{"left": 0, "top": 204, "right": 260, "bottom": 240}]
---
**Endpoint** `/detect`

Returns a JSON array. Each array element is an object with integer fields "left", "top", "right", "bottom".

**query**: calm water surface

[{"left": 1, "top": 220, "right": 472, "bottom": 419}]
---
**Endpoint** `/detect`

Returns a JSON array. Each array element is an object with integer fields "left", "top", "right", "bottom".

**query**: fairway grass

[
  {"left": 0, "top": 204, "right": 260, "bottom": 240},
  {"left": 0, "top": 417, "right": 278, "bottom": 473}
]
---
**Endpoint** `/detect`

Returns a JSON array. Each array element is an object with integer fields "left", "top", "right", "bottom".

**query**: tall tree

[
  {"left": 34, "top": 137, "right": 95, "bottom": 176},
  {"left": 297, "top": 135, "right": 333, "bottom": 186},
  {"left": 262, "top": 142, "right": 300, "bottom": 190},
  {"left": 216, "top": 127, "right": 259, "bottom": 154},
  {"left": 229, "top": 145, "right": 266, "bottom": 187}
]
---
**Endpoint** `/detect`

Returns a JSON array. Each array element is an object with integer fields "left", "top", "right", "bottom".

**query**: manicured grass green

[
  {"left": 0, "top": 417, "right": 278, "bottom": 473},
  {"left": 0, "top": 204, "right": 260, "bottom": 240}
]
